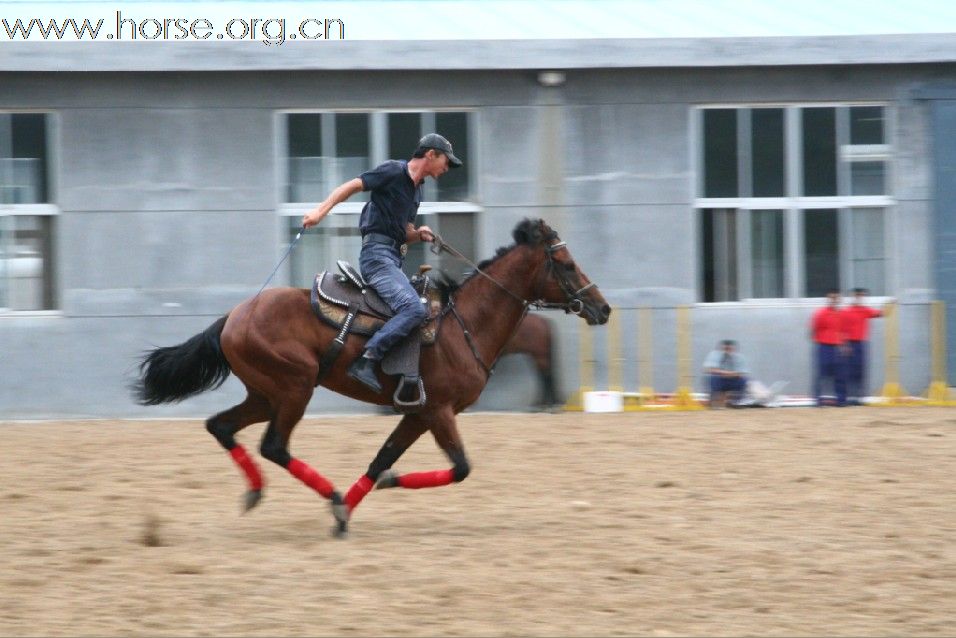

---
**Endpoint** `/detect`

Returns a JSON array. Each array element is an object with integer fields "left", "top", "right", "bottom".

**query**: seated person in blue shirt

[{"left": 702, "top": 339, "right": 749, "bottom": 408}]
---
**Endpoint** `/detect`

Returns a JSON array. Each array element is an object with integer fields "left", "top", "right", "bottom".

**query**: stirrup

[{"left": 392, "top": 375, "right": 426, "bottom": 413}]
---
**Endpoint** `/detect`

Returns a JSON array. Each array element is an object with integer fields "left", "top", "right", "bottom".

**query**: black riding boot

[{"left": 348, "top": 355, "right": 383, "bottom": 394}]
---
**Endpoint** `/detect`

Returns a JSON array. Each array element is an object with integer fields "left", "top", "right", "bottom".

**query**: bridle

[
  {"left": 532, "top": 238, "right": 597, "bottom": 316},
  {"left": 431, "top": 232, "right": 595, "bottom": 316},
  {"left": 430, "top": 231, "right": 596, "bottom": 378}
]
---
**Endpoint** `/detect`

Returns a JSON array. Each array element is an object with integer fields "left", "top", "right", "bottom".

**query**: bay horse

[
  {"left": 501, "top": 313, "right": 562, "bottom": 410},
  {"left": 134, "top": 218, "right": 610, "bottom": 537}
]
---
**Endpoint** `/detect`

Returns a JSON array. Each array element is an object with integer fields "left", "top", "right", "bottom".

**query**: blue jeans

[
  {"left": 359, "top": 242, "right": 427, "bottom": 361},
  {"left": 709, "top": 375, "right": 747, "bottom": 403},
  {"left": 814, "top": 343, "right": 847, "bottom": 406},
  {"left": 845, "top": 340, "right": 866, "bottom": 399}
]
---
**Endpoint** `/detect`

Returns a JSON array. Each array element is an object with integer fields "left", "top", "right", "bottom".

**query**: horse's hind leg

[
  {"left": 340, "top": 413, "right": 430, "bottom": 517},
  {"left": 205, "top": 390, "right": 272, "bottom": 512}
]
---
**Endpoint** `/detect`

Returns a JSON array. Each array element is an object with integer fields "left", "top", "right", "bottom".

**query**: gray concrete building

[{"left": 2, "top": 34, "right": 955, "bottom": 418}]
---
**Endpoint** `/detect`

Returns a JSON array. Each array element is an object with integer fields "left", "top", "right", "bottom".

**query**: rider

[{"left": 302, "top": 133, "right": 462, "bottom": 394}]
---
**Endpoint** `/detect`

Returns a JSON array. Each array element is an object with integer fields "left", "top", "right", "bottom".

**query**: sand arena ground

[{"left": 1, "top": 407, "right": 954, "bottom": 636}]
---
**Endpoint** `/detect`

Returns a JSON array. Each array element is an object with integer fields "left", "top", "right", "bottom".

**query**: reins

[
  {"left": 429, "top": 235, "right": 534, "bottom": 378},
  {"left": 430, "top": 235, "right": 529, "bottom": 308},
  {"left": 430, "top": 233, "right": 595, "bottom": 315},
  {"left": 429, "top": 232, "right": 591, "bottom": 378}
]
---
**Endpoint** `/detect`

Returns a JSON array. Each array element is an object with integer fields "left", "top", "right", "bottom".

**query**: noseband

[{"left": 532, "top": 240, "right": 596, "bottom": 316}]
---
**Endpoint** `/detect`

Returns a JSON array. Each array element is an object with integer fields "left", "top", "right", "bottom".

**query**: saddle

[{"left": 310, "top": 261, "right": 444, "bottom": 413}]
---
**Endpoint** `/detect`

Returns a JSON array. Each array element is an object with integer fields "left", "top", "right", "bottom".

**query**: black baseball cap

[{"left": 418, "top": 133, "right": 463, "bottom": 168}]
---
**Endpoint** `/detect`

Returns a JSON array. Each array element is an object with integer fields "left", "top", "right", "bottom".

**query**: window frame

[
  {"left": 693, "top": 102, "right": 894, "bottom": 304},
  {"left": 277, "top": 108, "right": 479, "bottom": 210},
  {"left": 0, "top": 110, "right": 60, "bottom": 315},
  {"left": 275, "top": 108, "right": 481, "bottom": 286}
]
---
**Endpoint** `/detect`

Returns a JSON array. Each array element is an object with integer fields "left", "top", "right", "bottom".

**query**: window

[
  {"left": 848, "top": 207, "right": 886, "bottom": 296},
  {"left": 802, "top": 107, "right": 837, "bottom": 196},
  {"left": 1, "top": 113, "right": 57, "bottom": 311},
  {"left": 700, "top": 208, "right": 737, "bottom": 303},
  {"left": 286, "top": 112, "right": 370, "bottom": 203},
  {"left": 750, "top": 209, "right": 785, "bottom": 298},
  {"left": 287, "top": 209, "right": 477, "bottom": 285},
  {"left": 751, "top": 108, "right": 785, "bottom": 197},
  {"left": 435, "top": 112, "right": 470, "bottom": 202},
  {"left": 803, "top": 209, "right": 839, "bottom": 297},
  {"left": 282, "top": 110, "right": 477, "bottom": 286},
  {"left": 285, "top": 110, "right": 474, "bottom": 204},
  {"left": 697, "top": 105, "right": 890, "bottom": 301},
  {"left": 703, "top": 110, "right": 737, "bottom": 198},
  {"left": 333, "top": 113, "right": 370, "bottom": 199}
]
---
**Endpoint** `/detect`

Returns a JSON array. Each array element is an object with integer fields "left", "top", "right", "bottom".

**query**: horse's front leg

[
  {"left": 373, "top": 407, "right": 471, "bottom": 491},
  {"left": 341, "top": 413, "right": 430, "bottom": 516}
]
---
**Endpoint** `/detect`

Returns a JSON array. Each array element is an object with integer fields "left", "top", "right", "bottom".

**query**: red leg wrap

[
  {"left": 344, "top": 475, "right": 374, "bottom": 512},
  {"left": 398, "top": 469, "right": 454, "bottom": 489},
  {"left": 229, "top": 445, "right": 264, "bottom": 491},
  {"left": 287, "top": 458, "right": 335, "bottom": 499}
]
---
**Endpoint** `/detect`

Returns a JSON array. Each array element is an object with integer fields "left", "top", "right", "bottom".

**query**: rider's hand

[
  {"left": 418, "top": 226, "right": 435, "bottom": 242},
  {"left": 302, "top": 211, "right": 320, "bottom": 229}
]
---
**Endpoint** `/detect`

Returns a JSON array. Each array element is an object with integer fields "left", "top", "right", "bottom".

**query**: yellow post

[
  {"left": 638, "top": 306, "right": 655, "bottom": 405},
  {"left": 607, "top": 307, "right": 623, "bottom": 393},
  {"left": 564, "top": 319, "right": 593, "bottom": 411},
  {"left": 879, "top": 301, "right": 907, "bottom": 403},
  {"left": 672, "top": 305, "right": 703, "bottom": 410},
  {"left": 927, "top": 301, "right": 953, "bottom": 405}
]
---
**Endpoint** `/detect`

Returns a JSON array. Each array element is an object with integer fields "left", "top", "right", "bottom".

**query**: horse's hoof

[
  {"left": 329, "top": 491, "right": 349, "bottom": 538},
  {"left": 242, "top": 489, "right": 263, "bottom": 513},
  {"left": 374, "top": 469, "right": 400, "bottom": 490},
  {"left": 330, "top": 491, "right": 349, "bottom": 522}
]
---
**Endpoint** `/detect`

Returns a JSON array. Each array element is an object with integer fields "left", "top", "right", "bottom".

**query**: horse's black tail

[{"left": 134, "top": 315, "right": 231, "bottom": 405}]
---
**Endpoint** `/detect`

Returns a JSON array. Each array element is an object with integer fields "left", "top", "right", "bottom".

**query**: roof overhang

[{"left": 2, "top": 34, "right": 956, "bottom": 72}]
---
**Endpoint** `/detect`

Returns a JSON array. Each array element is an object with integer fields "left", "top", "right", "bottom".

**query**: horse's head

[{"left": 514, "top": 219, "right": 611, "bottom": 326}]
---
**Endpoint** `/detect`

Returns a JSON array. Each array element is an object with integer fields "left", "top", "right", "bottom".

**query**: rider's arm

[{"left": 302, "top": 178, "right": 364, "bottom": 229}]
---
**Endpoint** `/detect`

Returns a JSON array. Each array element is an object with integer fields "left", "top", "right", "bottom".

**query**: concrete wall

[
  {"left": 0, "top": 64, "right": 952, "bottom": 418},
  {"left": 924, "top": 96, "right": 956, "bottom": 384}
]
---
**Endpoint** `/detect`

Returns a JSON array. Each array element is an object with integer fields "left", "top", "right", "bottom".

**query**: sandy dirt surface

[{"left": 1, "top": 407, "right": 954, "bottom": 637}]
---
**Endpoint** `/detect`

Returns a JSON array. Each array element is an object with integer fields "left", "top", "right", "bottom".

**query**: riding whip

[{"left": 255, "top": 225, "right": 304, "bottom": 298}]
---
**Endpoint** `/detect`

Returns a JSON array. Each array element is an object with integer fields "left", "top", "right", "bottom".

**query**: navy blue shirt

[{"left": 358, "top": 160, "right": 423, "bottom": 247}]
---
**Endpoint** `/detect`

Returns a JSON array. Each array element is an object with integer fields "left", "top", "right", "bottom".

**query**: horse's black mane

[{"left": 428, "top": 218, "right": 556, "bottom": 300}]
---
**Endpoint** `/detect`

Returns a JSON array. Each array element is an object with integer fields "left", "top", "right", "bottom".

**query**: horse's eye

[{"left": 563, "top": 262, "right": 576, "bottom": 273}]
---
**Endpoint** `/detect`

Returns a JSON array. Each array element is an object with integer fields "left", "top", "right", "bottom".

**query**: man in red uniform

[
  {"left": 842, "top": 287, "right": 888, "bottom": 406},
  {"left": 811, "top": 289, "right": 847, "bottom": 407}
]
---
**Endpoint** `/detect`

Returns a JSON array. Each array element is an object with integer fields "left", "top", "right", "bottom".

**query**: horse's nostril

[{"left": 602, "top": 304, "right": 611, "bottom": 317}]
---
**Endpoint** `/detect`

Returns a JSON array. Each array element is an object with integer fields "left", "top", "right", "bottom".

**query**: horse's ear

[
  {"left": 513, "top": 218, "right": 545, "bottom": 245},
  {"left": 536, "top": 218, "right": 555, "bottom": 239},
  {"left": 513, "top": 219, "right": 533, "bottom": 245}
]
